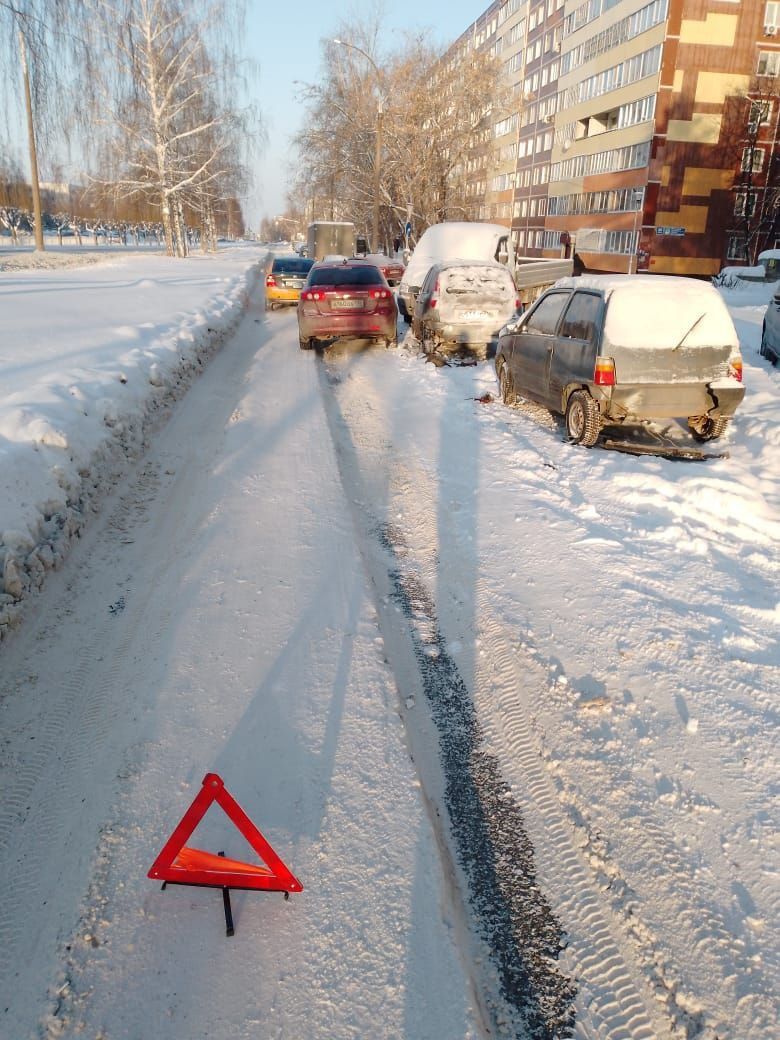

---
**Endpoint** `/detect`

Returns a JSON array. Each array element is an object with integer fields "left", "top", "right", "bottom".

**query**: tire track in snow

[
  {"left": 317, "top": 357, "right": 575, "bottom": 1038},
  {"left": 316, "top": 351, "right": 669, "bottom": 1039}
]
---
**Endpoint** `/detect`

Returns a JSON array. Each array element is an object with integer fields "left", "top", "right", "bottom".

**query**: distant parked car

[
  {"left": 495, "top": 275, "right": 745, "bottom": 445},
  {"left": 412, "top": 260, "right": 520, "bottom": 359},
  {"left": 297, "top": 259, "right": 397, "bottom": 350},
  {"left": 760, "top": 287, "right": 780, "bottom": 365},
  {"left": 354, "top": 252, "right": 405, "bottom": 286},
  {"left": 265, "top": 255, "right": 314, "bottom": 309}
]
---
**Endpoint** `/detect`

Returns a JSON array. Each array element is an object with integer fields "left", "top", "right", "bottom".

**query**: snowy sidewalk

[{"left": 0, "top": 248, "right": 263, "bottom": 638}]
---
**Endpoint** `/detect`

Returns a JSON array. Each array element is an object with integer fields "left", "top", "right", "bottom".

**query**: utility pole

[
  {"left": 374, "top": 103, "right": 383, "bottom": 253},
  {"left": 333, "top": 39, "right": 386, "bottom": 252}
]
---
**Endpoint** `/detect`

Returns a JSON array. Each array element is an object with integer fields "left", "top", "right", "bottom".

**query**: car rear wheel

[
  {"left": 565, "top": 391, "right": 600, "bottom": 446},
  {"left": 688, "top": 415, "right": 730, "bottom": 441},
  {"left": 498, "top": 363, "right": 516, "bottom": 406},
  {"left": 299, "top": 334, "right": 312, "bottom": 350}
]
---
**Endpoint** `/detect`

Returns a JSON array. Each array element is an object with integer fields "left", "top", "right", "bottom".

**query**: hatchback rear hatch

[
  {"left": 437, "top": 264, "right": 516, "bottom": 323},
  {"left": 601, "top": 281, "right": 740, "bottom": 383}
]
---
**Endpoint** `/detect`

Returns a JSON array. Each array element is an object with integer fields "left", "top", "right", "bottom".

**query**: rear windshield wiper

[{"left": 673, "top": 312, "right": 706, "bottom": 350}]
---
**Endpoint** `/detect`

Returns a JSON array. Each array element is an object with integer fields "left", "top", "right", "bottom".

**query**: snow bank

[{"left": 0, "top": 247, "right": 265, "bottom": 637}]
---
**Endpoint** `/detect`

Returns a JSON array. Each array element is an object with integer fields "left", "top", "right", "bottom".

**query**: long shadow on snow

[{"left": 318, "top": 351, "right": 576, "bottom": 1039}]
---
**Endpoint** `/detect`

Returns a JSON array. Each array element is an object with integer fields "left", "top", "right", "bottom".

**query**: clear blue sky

[{"left": 246, "top": 0, "right": 486, "bottom": 227}]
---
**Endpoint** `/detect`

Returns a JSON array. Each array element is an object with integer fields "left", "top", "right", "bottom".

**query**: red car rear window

[{"left": 308, "top": 265, "right": 384, "bottom": 287}]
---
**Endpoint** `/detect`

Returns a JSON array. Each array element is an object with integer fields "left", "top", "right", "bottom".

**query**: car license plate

[
  {"left": 463, "top": 310, "right": 489, "bottom": 320},
  {"left": 284, "top": 279, "right": 303, "bottom": 288},
  {"left": 331, "top": 299, "right": 364, "bottom": 309}
]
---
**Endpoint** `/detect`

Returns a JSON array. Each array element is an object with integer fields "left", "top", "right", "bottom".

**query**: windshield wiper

[{"left": 673, "top": 312, "right": 706, "bottom": 350}]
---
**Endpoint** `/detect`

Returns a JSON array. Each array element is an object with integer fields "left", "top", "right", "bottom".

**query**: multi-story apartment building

[{"left": 452, "top": 0, "right": 780, "bottom": 275}]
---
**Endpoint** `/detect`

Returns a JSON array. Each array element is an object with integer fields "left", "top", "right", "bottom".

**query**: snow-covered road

[
  {"left": 0, "top": 286, "right": 481, "bottom": 1040},
  {"left": 0, "top": 255, "right": 777, "bottom": 1040}
]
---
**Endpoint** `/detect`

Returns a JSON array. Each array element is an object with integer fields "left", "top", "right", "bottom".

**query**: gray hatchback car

[
  {"left": 495, "top": 275, "right": 745, "bottom": 445},
  {"left": 412, "top": 260, "right": 519, "bottom": 358}
]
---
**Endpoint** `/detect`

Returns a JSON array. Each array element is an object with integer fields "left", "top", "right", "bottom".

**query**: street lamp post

[{"left": 333, "top": 38, "right": 384, "bottom": 252}]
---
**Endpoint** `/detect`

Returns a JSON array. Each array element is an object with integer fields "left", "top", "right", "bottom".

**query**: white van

[{"left": 398, "top": 222, "right": 515, "bottom": 322}]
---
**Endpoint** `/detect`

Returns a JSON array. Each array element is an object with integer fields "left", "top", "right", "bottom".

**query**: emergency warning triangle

[{"left": 148, "top": 773, "right": 303, "bottom": 892}]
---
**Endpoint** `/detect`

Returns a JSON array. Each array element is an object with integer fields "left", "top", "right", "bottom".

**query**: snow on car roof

[
  {"left": 412, "top": 221, "right": 509, "bottom": 258},
  {"left": 554, "top": 274, "right": 739, "bottom": 350}
]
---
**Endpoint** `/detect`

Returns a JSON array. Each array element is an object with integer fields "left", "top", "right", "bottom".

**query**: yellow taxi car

[{"left": 265, "top": 255, "right": 315, "bottom": 309}]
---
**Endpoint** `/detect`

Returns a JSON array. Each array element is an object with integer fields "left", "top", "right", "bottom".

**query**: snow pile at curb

[{"left": 0, "top": 253, "right": 263, "bottom": 639}]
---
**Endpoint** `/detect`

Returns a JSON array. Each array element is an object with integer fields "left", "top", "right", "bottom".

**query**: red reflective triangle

[{"left": 148, "top": 773, "right": 303, "bottom": 892}]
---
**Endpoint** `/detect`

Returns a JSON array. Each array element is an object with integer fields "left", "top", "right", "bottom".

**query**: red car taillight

[
  {"left": 593, "top": 356, "right": 616, "bottom": 386},
  {"left": 369, "top": 288, "right": 391, "bottom": 299},
  {"left": 729, "top": 356, "right": 743, "bottom": 382},
  {"left": 430, "top": 278, "right": 440, "bottom": 309},
  {"left": 301, "top": 289, "right": 323, "bottom": 301},
  {"left": 266, "top": 274, "right": 276, "bottom": 287}
]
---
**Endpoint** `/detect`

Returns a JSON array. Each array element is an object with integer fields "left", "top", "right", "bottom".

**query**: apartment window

[
  {"left": 758, "top": 50, "right": 780, "bottom": 75},
  {"left": 734, "top": 192, "right": 757, "bottom": 217},
  {"left": 604, "top": 230, "right": 637, "bottom": 254},
  {"left": 749, "top": 100, "right": 772, "bottom": 129},
  {"left": 727, "top": 235, "right": 748, "bottom": 260},
  {"left": 765, "top": 2, "right": 780, "bottom": 28},
  {"left": 742, "top": 146, "right": 765, "bottom": 172}
]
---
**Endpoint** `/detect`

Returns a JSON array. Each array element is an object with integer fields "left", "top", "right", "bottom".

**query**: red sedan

[
  {"left": 297, "top": 260, "right": 398, "bottom": 350},
  {"left": 356, "top": 253, "right": 406, "bottom": 286}
]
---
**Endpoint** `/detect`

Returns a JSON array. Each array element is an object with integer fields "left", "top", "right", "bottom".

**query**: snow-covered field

[{"left": 0, "top": 246, "right": 777, "bottom": 1039}]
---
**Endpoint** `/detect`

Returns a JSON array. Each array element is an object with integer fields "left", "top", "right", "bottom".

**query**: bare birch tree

[
  {"left": 720, "top": 74, "right": 780, "bottom": 264},
  {"left": 83, "top": 0, "right": 256, "bottom": 257}
]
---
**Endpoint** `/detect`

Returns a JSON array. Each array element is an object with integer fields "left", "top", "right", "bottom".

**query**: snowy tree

[
  {"left": 291, "top": 19, "right": 508, "bottom": 244},
  {"left": 720, "top": 74, "right": 780, "bottom": 264},
  {"left": 84, "top": 0, "right": 256, "bottom": 257}
]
